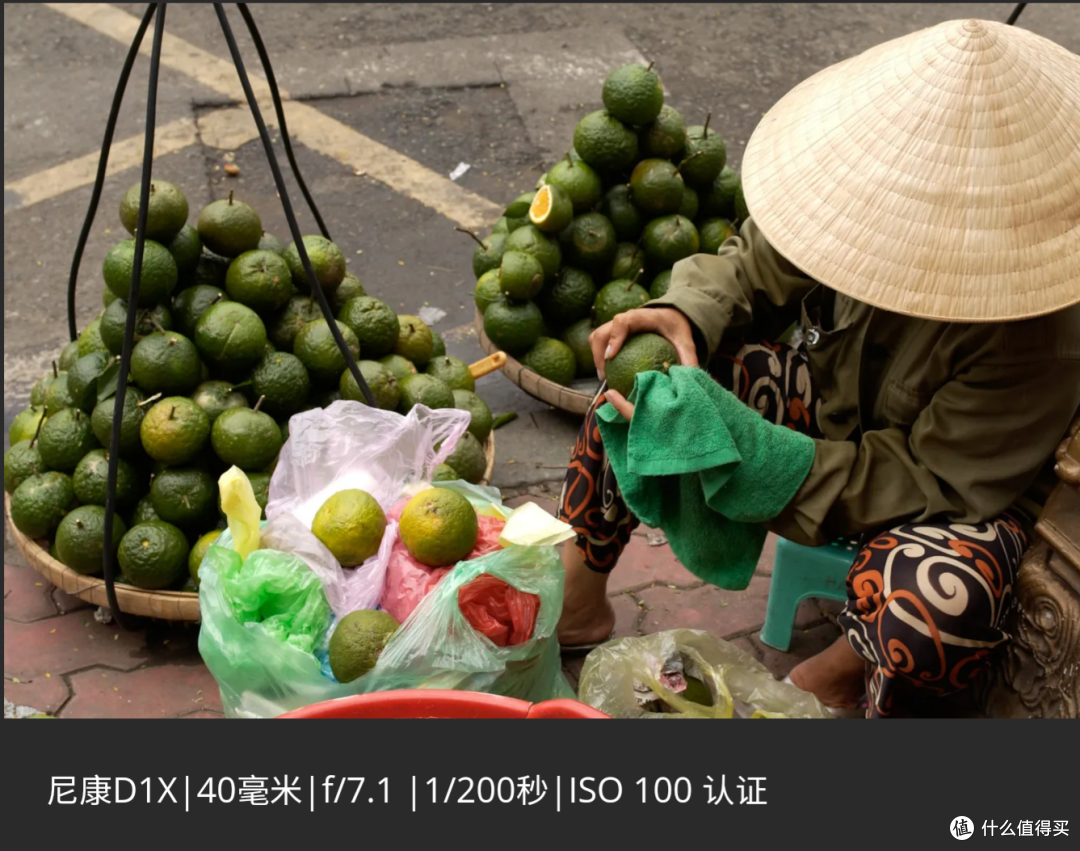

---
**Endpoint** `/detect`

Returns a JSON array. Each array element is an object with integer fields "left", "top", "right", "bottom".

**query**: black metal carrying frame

[
  {"left": 64, "top": 3, "right": 376, "bottom": 630},
  {"left": 1006, "top": 4, "right": 1027, "bottom": 26}
]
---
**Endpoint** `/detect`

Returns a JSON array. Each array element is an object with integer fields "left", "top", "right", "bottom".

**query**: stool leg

[{"left": 761, "top": 571, "right": 803, "bottom": 652}]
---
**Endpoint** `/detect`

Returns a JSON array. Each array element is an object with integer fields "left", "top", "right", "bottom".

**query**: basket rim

[
  {"left": 473, "top": 308, "right": 597, "bottom": 416},
  {"left": 4, "top": 492, "right": 201, "bottom": 622}
]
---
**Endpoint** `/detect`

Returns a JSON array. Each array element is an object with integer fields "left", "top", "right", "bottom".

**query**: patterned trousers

[{"left": 558, "top": 339, "right": 1029, "bottom": 717}]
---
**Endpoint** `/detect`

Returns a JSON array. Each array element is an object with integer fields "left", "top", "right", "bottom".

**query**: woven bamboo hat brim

[{"left": 742, "top": 19, "right": 1080, "bottom": 323}]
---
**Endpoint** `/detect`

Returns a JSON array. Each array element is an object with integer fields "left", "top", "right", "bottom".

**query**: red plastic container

[{"left": 278, "top": 690, "right": 610, "bottom": 719}]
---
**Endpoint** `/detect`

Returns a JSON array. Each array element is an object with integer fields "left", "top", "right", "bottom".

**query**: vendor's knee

[{"left": 840, "top": 518, "right": 1025, "bottom": 693}]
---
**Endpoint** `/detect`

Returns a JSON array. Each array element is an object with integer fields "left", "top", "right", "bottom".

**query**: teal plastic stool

[{"left": 760, "top": 537, "right": 860, "bottom": 652}]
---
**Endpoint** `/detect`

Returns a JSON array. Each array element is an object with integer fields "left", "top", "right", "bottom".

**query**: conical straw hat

[{"left": 742, "top": 19, "right": 1080, "bottom": 323}]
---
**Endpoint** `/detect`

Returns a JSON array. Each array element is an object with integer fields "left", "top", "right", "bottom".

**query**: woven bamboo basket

[
  {"left": 5, "top": 492, "right": 202, "bottom": 621},
  {"left": 5, "top": 431, "right": 496, "bottom": 623},
  {"left": 474, "top": 309, "right": 599, "bottom": 416}
]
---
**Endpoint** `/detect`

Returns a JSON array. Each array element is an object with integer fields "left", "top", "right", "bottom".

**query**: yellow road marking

[
  {"left": 45, "top": 3, "right": 269, "bottom": 102},
  {"left": 4, "top": 111, "right": 265, "bottom": 213},
  {"left": 40, "top": 3, "right": 502, "bottom": 230},
  {"left": 5, "top": 118, "right": 197, "bottom": 209},
  {"left": 280, "top": 101, "right": 502, "bottom": 230}
]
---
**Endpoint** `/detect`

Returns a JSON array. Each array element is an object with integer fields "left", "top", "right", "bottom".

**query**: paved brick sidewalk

[
  {"left": 4, "top": 560, "right": 224, "bottom": 719},
  {"left": 506, "top": 485, "right": 844, "bottom": 693},
  {"left": 4, "top": 483, "right": 839, "bottom": 718}
]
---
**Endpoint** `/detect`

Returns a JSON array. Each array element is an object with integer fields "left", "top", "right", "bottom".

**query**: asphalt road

[{"left": 5, "top": 2, "right": 1078, "bottom": 492}]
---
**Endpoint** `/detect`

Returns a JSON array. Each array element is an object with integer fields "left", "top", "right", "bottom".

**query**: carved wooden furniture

[{"left": 979, "top": 415, "right": 1080, "bottom": 718}]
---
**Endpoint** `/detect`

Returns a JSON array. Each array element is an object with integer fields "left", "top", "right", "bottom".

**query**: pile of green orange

[
  {"left": 469, "top": 61, "right": 745, "bottom": 388},
  {"left": 5, "top": 180, "right": 495, "bottom": 594}
]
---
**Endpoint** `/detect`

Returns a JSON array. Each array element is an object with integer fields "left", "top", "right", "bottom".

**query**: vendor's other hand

[
  {"left": 603, "top": 389, "right": 634, "bottom": 420},
  {"left": 590, "top": 307, "right": 698, "bottom": 381}
]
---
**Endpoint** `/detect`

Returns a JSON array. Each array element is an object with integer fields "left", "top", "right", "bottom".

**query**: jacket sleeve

[
  {"left": 765, "top": 357, "right": 1080, "bottom": 545},
  {"left": 646, "top": 218, "right": 817, "bottom": 362}
]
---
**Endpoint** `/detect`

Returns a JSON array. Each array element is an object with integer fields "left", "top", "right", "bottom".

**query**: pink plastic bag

[{"left": 379, "top": 497, "right": 506, "bottom": 623}]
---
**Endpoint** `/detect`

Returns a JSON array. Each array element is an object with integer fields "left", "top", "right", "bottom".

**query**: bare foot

[
  {"left": 788, "top": 636, "right": 867, "bottom": 710},
  {"left": 557, "top": 543, "right": 616, "bottom": 647}
]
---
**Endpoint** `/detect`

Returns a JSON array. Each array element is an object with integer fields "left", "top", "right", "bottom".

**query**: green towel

[{"left": 595, "top": 366, "right": 816, "bottom": 590}]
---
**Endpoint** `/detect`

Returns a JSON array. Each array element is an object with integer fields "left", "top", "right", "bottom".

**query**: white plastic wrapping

[
  {"left": 268, "top": 401, "right": 470, "bottom": 526},
  {"left": 258, "top": 513, "right": 397, "bottom": 617},
  {"left": 263, "top": 401, "right": 472, "bottom": 620}
]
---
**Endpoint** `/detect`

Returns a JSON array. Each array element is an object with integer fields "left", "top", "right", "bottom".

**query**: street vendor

[{"left": 555, "top": 19, "right": 1080, "bottom": 718}]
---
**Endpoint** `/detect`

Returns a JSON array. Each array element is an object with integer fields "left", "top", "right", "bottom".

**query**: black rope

[
  {"left": 102, "top": 3, "right": 169, "bottom": 631},
  {"left": 1006, "top": 4, "right": 1026, "bottom": 25},
  {"left": 212, "top": 4, "right": 377, "bottom": 407},
  {"left": 236, "top": 3, "right": 331, "bottom": 241},
  {"left": 65, "top": 3, "right": 157, "bottom": 342}
]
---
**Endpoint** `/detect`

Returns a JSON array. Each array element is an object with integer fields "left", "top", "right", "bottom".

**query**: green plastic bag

[
  {"left": 197, "top": 539, "right": 357, "bottom": 719},
  {"left": 354, "top": 544, "right": 575, "bottom": 703},
  {"left": 218, "top": 549, "right": 331, "bottom": 653}
]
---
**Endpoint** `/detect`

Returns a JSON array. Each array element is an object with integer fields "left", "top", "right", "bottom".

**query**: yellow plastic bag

[
  {"left": 219, "top": 467, "right": 262, "bottom": 560},
  {"left": 498, "top": 501, "right": 576, "bottom": 549},
  {"left": 577, "top": 629, "right": 832, "bottom": 719}
]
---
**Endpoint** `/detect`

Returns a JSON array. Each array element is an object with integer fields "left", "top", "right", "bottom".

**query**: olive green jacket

[{"left": 650, "top": 218, "right": 1080, "bottom": 546}]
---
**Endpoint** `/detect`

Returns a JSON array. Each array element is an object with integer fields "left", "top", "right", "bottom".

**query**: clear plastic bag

[
  {"left": 267, "top": 401, "right": 471, "bottom": 528},
  {"left": 577, "top": 629, "right": 833, "bottom": 719},
  {"left": 264, "top": 401, "right": 471, "bottom": 620},
  {"left": 260, "top": 512, "right": 395, "bottom": 617},
  {"left": 355, "top": 545, "right": 575, "bottom": 703}
]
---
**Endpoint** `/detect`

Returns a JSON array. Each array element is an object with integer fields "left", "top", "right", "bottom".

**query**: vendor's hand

[
  {"left": 590, "top": 307, "right": 699, "bottom": 380},
  {"left": 603, "top": 389, "right": 634, "bottom": 420}
]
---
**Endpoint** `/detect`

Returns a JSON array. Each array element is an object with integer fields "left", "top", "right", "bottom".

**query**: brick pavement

[
  {"left": 5, "top": 486, "right": 839, "bottom": 718},
  {"left": 5, "top": 523, "right": 223, "bottom": 719},
  {"left": 503, "top": 487, "right": 842, "bottom": 691}
]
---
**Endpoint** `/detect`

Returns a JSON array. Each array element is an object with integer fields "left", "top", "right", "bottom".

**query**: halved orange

[{"left": 528, "top": 184, "right": 573, "bottom": 234}]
